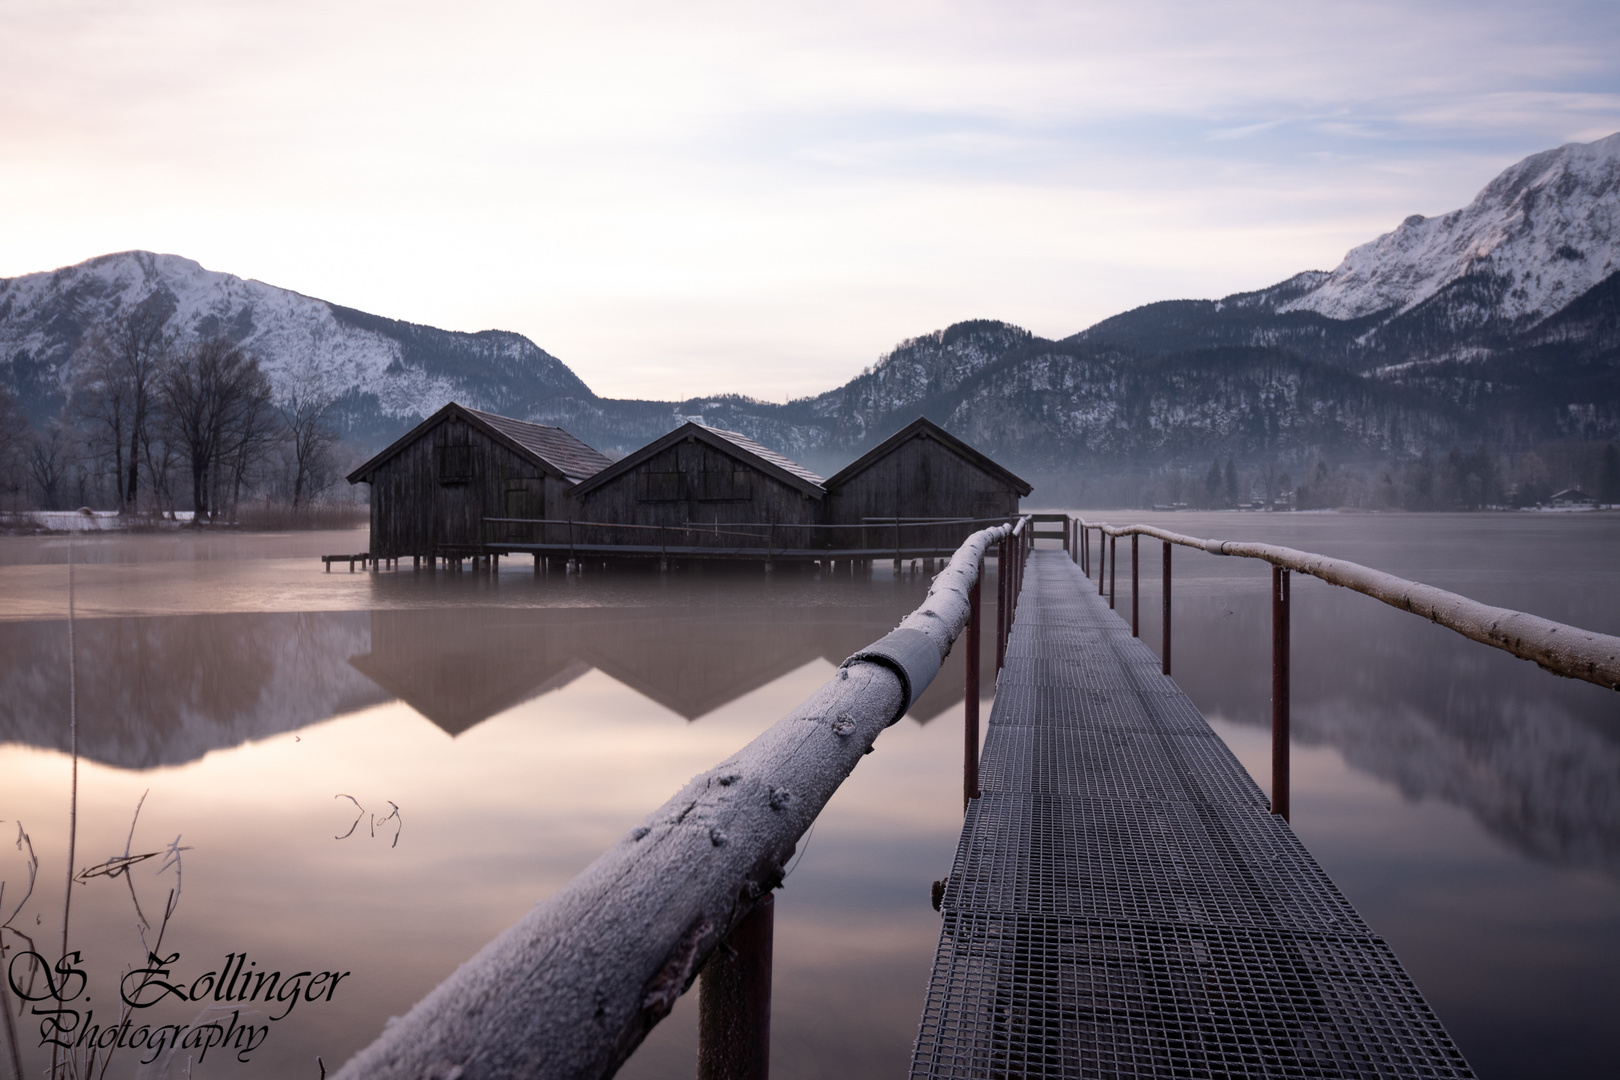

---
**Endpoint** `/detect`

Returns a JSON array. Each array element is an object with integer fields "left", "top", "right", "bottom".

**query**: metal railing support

[
  {"left": 1162, "top": 540, "right": 1172, "bottom": 676},
  {"left": 995, "top": 538, "right": 1008, "bottom": 673},
  {"left": 1108, "top": 535, "right": 1116, "bottom": 610},
  {"left": 1012, "top": 529, "right": 1020, "bottom": 609},
  {"left": 697, "top": 894, "right": 773, "bottom": 1080},
  {"left": 965, "top": 562, "right": 981, "bottom": 811},
  {"left": 1131, "top": 534, "right": 1140, "bottom": 637},
  {"left": 1271, "top": 566, "right": 1290, "bottom": 821},
  {"left": 1097, "top": 528, "right": 1105, "bottom": 595}
]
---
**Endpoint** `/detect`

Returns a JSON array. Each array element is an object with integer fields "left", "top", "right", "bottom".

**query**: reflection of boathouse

[
  {"left": 347, "top": 405, "right": 1029, "bottom": 563},
  {"left": 346, "top": 600, "right": 988, "bottom": 735}
]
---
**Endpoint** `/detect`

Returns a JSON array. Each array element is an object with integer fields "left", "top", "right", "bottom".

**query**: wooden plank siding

[
  {"left": 364, "top": 416, "right": 574, "bottom": 558},
  {"left": 348, "top": 403, "right": 611, "bottom": 561},
  {"left": 823, "top": 418, "right": 1032, "bottom": 554},
  {"left": 569, "top": 426, "right": 824, "bottom": 551},
  {"left": 349, "top": 408, "right": 1030, "bottom": 563}
]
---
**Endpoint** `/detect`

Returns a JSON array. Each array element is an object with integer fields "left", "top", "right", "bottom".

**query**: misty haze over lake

[{"left": 1, "top": 512, "right": 1616, "bottom": 1078}]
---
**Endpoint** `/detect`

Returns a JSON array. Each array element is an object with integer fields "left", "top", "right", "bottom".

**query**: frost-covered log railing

[
  {"left": 334, "top": 521, "right": 1020, "bottom": 1080},
  {"left": 1075, "top": 517, "right": 1620, "bottom": 820},
  {"left": 476, "top": 515, "right": 1016, "bottom": 564}
]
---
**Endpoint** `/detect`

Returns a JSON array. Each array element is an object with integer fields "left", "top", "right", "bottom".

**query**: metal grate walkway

[{"left": 912, "top": 551, "right": 1474, "bottom": 1078}]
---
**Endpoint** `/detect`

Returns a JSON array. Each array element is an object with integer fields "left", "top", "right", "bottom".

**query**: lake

[{"left": 1, "top": 511, "right": 1616, "bottom": 1078}]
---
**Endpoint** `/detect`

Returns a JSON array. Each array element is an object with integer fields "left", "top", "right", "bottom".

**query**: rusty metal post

[
  {"left": 1108, "top": 535, "right": 1116, "bottom": 609},
  {"left": 965, "top": 563, "right": 981, "bottom": 811},
  {"left": 1097, "top": 529, "right": 1105, "bottom": 595},
  {"left": 995, "top": 538, "right": 1007, "bottom": 673},
  {"left": 1009, "top": 530, "right": 1019, "bottom": 627},
  {"left": 1014, "top": 529, "right": 1022, "bottom": 608},
  {"left": 1271, "top": 565, "right": 1290, "bottom": 821},
  {"left": 1162, "top": 540, "right": 1172, "bottom": 676},
  {"left": 1131, "top": 533, "right": 1139, "bottom": 637},
  {"left": 698, "top": 893, "right": 774, "bottom": 1080}
]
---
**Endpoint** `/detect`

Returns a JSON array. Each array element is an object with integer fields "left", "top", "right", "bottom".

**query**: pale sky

[{"left": 3, "top": 0, "right": 1618, "bottom": 402}]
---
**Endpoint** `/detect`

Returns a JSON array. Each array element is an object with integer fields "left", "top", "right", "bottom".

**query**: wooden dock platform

[{"left": 912, "top": 549, "right": 1475, "bottom": 1078}]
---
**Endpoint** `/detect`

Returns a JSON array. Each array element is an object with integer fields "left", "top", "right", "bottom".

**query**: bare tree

[
  {"left": 222, "top": 387, "right": 278, "bottom": 518},
  {"left": 72, "top": 302, "right": 174, "bottom": 512},
  {"left": 25, "top": 421, "right": 77, "bottom": 510},
  {"left": 71, "top": 327, "right": 132, "bottom": 504},
  {"left": 160, "top": 336, "right": 272, "bottom": 522},
  {"left": 0, "top": 384, "right": 28, "bottom": 510},
  {"left": 278, "top": 358, "right": 342, "bottom": 509}
]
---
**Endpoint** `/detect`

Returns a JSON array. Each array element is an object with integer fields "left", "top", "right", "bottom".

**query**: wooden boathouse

[
  {"left": 561, "top": 421, "right": 828, "bottom": 551},
  {"left": 825, "top": 416, "right": 1031, "bottom": 551},
  {"left": 345, "top": 408, "right": 1030, "bottom": 568},
  {"left": 345, "top": 402, "right": 613, "bottom": 564}
]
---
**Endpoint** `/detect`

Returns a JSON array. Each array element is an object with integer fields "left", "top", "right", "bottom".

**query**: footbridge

[
  {"left": 912, "top": 548, "right": 1471, "bottom": 1077},
  {"left": 332, "top": 515, "right": 1620, "bottom": 1080}
]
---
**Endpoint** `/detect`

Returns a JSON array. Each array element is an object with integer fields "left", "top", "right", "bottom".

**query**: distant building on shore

[{"left": 1548, "top": 488, "right": 1594, "bottom": 509}]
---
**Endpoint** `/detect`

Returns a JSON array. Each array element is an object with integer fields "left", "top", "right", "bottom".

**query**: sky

[{"left": 3, "top": 0, "right": 1619, "bottom": 403}]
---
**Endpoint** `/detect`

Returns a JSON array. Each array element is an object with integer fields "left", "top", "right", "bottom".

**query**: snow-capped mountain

[
  {"left": 3, "top": 134, "right": 1617, "bottom": 477},
  {"left": 1077, "top": 132, "right": 1620, "bottom": 378},
  {"left": 0, "top": 251, "right": 593, "bottom": 441},
  {"left": 1283, "top": 133, "right": 1620, "bottom": 326}
]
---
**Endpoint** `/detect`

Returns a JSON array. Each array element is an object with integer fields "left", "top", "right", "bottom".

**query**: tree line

[
  {"left": 1291, "top": 443, "right": 1620, "bottom": 511},
  {"left": 1135, "top": 443, "right": 1620, "bottom": 512},
  {"left": 0, "top": 302, "right": 345, "bottom": 520}
]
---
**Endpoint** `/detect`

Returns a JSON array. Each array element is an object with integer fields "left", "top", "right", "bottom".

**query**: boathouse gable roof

[
  {"left": 823, "top": 416, "right": 1032, "bottom": 496},
  {"left": 570, "top": 422, "right": 827, "bottom": 499},
  {"left": 346, "top": 402, "right": 613, "bottom": 485}
]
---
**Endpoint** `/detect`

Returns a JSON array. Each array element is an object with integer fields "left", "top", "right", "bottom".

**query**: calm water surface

[{"left": 0, "top": 513, "right": 1615, "bottom": 1078}]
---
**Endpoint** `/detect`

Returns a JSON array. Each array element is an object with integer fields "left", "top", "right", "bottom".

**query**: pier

[
  {"left": 332, "top": 515, "right": 1620, "bottom": 1080},
  {"left": 913, "top": 549, "right": 1474, "bottom": 1077}
]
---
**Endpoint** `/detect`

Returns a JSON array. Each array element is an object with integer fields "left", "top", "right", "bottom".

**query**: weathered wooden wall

[
  {"left": 367, "top": 415, "right": 571, "bottom": 559},
  {"left": 826, "top": 435, "right": 1021, "bottom": 550},
  {"left": 571, "top": 434, "right": 822, "bottom": 549}
]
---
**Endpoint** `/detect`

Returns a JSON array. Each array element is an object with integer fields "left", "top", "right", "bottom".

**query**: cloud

[{"left": 2, "top": 0, "right": 1618, "bottom": 399}]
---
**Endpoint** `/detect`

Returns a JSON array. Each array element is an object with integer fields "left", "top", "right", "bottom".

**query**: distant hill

[
  {"left": 3, "top": 133, "right": 1617, "bottom": 476},
  {"left": 1068, "top": 132, "right": 1620, "bottom": 448},
  {"left": 0, "top": 251, "right": 597, "bottom": 446}
]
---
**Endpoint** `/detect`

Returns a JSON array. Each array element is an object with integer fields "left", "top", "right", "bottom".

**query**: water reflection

[
  {"left": 0, "top": 613, "right": 386, "bottom": 768},
  {"left": 0, "top": 571, "right": 991, "bottom": 767},
  {"left": 1108, "top": 513, "right": 1620, "bottom": 877},
  {"left": 1, "top": 519, "right": 1617, "bottom": 1080}
]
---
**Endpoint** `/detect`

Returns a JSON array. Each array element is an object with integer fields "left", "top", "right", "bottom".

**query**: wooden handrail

[
  {"left": 1076, "top": 518, "right": 1620, "bottom": 692},
  {"left": 481, "top": 516, "right": 1013, "bottom": 532}
]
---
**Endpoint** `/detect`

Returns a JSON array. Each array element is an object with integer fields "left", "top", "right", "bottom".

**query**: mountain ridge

[{"left": 4, "top": 133, "right": 1619, "bottom": 476}]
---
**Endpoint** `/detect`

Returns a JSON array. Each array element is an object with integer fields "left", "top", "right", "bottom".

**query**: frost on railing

[
  {"left": 1077, "top": 519, "right": 1620, "bottom": 693},
  {"left": 333, "top": 522, "right": 1015, "bottom": 1080}
]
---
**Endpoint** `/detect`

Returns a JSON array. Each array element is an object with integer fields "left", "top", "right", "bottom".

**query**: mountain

[
  {"left": 1283, "top": 134, "right": 1619, "bottom": 329},
  {"left": 1073, "top": 133, "right": 1620, "bottom": 423},
  {"left": 3, "top": 134, "right": 1618, "bottom": 479},
  {"left": 0, "top": 251, "right": 597, "bottom": 444}
]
